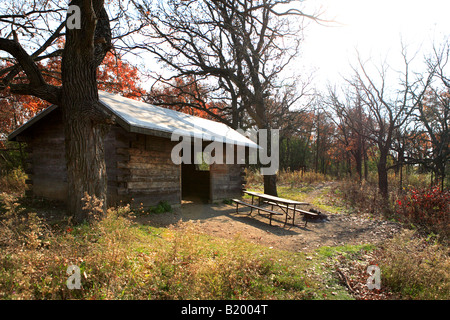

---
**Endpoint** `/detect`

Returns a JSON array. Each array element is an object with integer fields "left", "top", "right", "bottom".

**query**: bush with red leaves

[{"left": 394, "top": 187, "right": 449, "bottom": 239}]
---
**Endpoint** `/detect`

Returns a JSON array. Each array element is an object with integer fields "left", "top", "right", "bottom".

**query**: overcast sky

[{"left": 298, "top": 0, "right": 450, "bottom": 89}]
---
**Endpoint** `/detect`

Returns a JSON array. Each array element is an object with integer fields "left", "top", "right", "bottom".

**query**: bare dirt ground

[{"left": 136, "top": 188, "right": 403, "bottom": 253}]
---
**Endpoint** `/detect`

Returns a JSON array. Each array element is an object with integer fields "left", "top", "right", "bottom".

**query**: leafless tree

[
  {"left": 133, "top": 0, "right": 322, "bottom": 195},
  {"left": 416, "top": 40, "right": 450, "bottom": 189},
  {"left": 324, "top": 84, "right": 371, "bottom": 182},
  {"left": 326, "top": 47, "right": 433, "bottom": 200}
]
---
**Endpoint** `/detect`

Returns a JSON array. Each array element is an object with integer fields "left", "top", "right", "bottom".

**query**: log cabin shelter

[{"left": 8, "top": 90, "right": 259, "bottom": 208}]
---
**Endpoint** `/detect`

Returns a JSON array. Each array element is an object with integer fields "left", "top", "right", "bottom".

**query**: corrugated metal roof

[{"left": 8, "top": 91, "right": 259, "bottom": 149}]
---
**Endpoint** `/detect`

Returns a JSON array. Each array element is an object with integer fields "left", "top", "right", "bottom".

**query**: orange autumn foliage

[
  {"left": 97, "top": 52, "right": 145, "bottom": 100},
  {"left": 0, "top": 52, "right": 145, "bottom": 144},
  {"left": 147, "top": 76, "right": 223, "bottom": 120}
]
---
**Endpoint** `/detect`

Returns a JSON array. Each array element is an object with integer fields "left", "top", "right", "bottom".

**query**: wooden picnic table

[{"left": 239, "top": 190, "right": 311, "bottom": 227}]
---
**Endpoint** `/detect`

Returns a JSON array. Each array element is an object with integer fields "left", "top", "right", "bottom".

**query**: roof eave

[{"left": 7, "top": 104, "right": 59, "bottom": 141}]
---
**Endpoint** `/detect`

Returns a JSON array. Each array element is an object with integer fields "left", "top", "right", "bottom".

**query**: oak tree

[
  {"left": 135, "top": 0, "right": 320, "bottom": 195},
  {"left": 0, "top": 0, "right": 141, "bottom": 222}
]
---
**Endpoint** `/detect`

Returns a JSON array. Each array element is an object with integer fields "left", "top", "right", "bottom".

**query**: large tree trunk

[
  {"left": 61, "top": 51, "right": 109, "bottom": 223},
  {"left": 62, "top": 100, "right": 109, "bottom": 222},
  {"left": 61, "top": 0, "right": 112, "bottom": 223},
  {"left": 263, "top": 175, "right": 278, "bottom": 196}
]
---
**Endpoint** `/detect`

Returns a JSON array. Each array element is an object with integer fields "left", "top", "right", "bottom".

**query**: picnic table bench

[
  {"left": 232, "top": 199, "right": 283, "bottom": 226},
  {"left": 264, "top": 201, "right": 319, "bottom": 227},
  {"left": 232, "top": 190, "right": 313, "bottom": 227}
]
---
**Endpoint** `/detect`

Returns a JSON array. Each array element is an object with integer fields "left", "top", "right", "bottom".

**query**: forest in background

[
  {"left": 2, "top": 39, "right": 448, "bottom": 202},
  {"left": 0, "top": 0, "right": 448, "bottom": 232}
]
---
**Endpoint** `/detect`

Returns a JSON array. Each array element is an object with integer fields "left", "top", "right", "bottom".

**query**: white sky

[
  {"left": 298, "top": 0, "right": 450, "bottom": 89},
  {"left": 130, "top": 0, "right": 450, "bottom": 94}
]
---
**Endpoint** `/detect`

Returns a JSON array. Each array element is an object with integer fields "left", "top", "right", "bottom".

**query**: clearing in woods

[{"left": 136, "top": 182, "right": 403, "bottom": 252}]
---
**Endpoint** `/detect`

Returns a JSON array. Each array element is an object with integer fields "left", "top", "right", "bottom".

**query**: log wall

[
  {"left": 18, "top": 108, "right": 244, "bottom": 208},
  {"left": 210, "top": 163, "right": 244, "bottom": 202},
  {"left": 209, "top": 144, "right": 245, "bottom": 202},
  {"left": 23, "top": 110, "right": 67, "bottom": 201},
  {"left": 116, "top": 133, "right": 181, "bottom": 208}
]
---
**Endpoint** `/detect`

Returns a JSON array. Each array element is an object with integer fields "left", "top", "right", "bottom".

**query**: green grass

[{"left": 316, "top": 244, "right": 376, "bottom": 258}]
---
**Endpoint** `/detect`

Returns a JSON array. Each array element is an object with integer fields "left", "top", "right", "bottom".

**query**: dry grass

[
  {"left": 245, "top": 168, "right": 331, "bottom": 188},
  {"left": 329, "top": 180, "right": 387, "bottom": 216},
  {"left": 1, "top": 168, "right": 448, "bottom": 300},
  {"left": 0, "top": 169, "right": 27, "bottom": 194},
  {"left": 0, "top": 193, "right": 331, "bottom": 300},
  {"left": 378, "top": 230, "right": 450, "bottom": 300}
]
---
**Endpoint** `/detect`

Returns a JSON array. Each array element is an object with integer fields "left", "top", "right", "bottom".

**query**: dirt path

[
  {"left": 136, "top": 196, "right": 403, "bottom": 252},
  {"left": 301, "top": 181, "right": 335, "bottom": 203}
]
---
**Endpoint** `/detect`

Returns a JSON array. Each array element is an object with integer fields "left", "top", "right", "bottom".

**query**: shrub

[
  {"left": 379, "top": 230, "right": 450, "bottom": 300},
  {"left": 330, "top": 180, "right": 387, "bottom": 215},
  {"left": 0, "top": 192, "right": 50, "bottom": 249},
  {"left": 0, "top": 168, "right": 27, "bottom": 194},
  {"left": 394, "top": 187, "right": 450, "bottom": 239},
  {"left": 144, "top": 201, "right": 172, "bottom": 214},
  {"left": 152, "top": 201, "right": 172, "bottom": 214}
]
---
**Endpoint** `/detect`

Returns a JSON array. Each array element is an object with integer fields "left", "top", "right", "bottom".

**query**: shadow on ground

[{"left": 134, "top": 200, "right": 404, "bottom": 252}]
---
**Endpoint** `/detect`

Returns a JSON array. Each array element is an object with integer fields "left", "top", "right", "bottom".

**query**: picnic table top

[{"left": 244, "top": 190, "right": 309, "bottom": 206}]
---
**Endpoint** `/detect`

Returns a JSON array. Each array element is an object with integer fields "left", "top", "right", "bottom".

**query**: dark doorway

[{"left": 181, "top": 163, "right": 210, "bottom": 202}]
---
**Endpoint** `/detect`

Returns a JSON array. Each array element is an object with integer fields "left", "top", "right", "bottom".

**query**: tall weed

[
  {"left": 330, "top": 180, "right": 387, "bottom": 215},
  {"left": 245, "top": 168, "right": 331, "bottom": 188},
  {"left": 0, "top": 168, "right": 27, "bottom": 194}
]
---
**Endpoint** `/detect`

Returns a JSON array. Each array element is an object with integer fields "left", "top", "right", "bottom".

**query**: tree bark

[
  {"left": 354, "top": 134, "right": 363, "bottom": 182},
  {"left": 377, "top": 149, "right": 389, "bottom": 200},
  {"left": 61, "top": 0, "right": 112, "bottom": 223},
  {"left": 62, "top": 112, "right": 109, "bottom": 222},
  {"left": 263, "top": 175, "right": 278, "bottom": 196}
]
